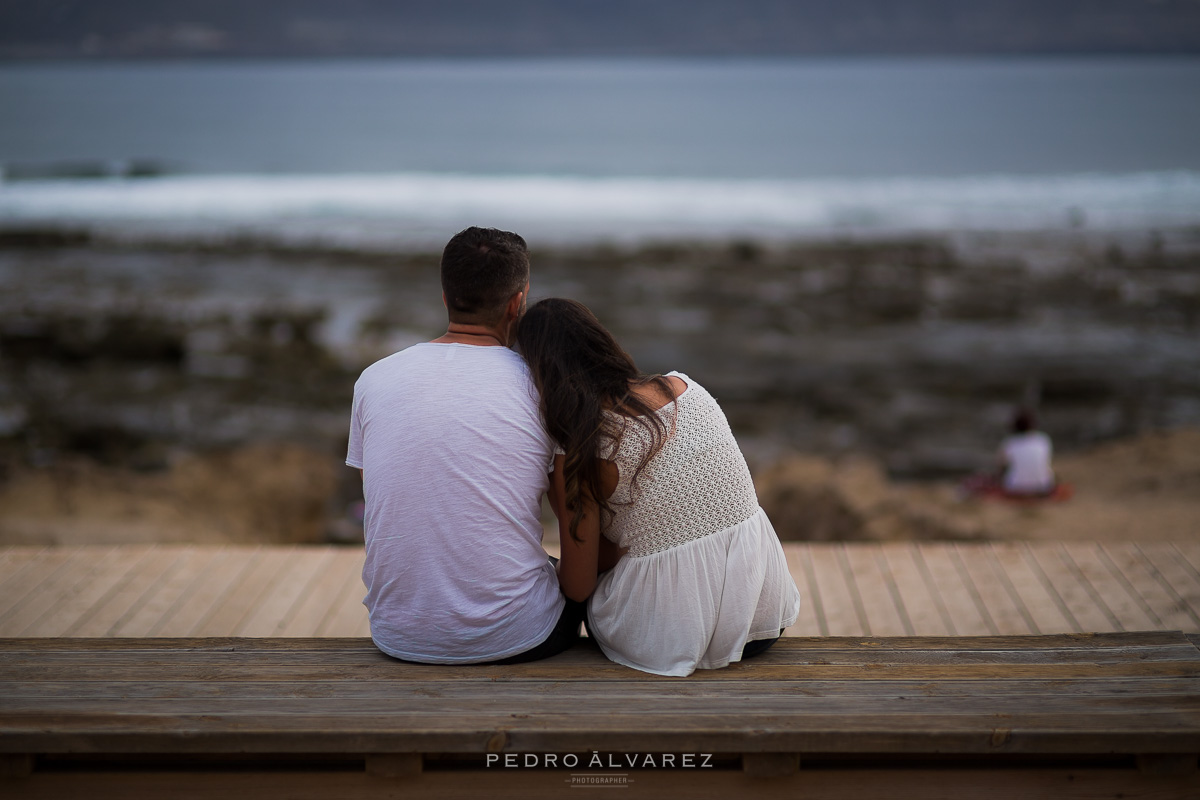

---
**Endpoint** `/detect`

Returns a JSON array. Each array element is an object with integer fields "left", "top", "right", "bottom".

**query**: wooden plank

[
  {"left": 807, "top": 545, "right": 866, "bottom": 637},
  {"left": 5, "top": 766, "right": 1200, "bottom": 800},
  {"left": 4, "top": 675, "right": 1198, "bottom": 702},
  {"left": 1172, "top": 542, "right": 1200, "bottom": 587},
  {"left": 6, "top": 701, "right": 1199, "bottom": 733},
  {"left": 39, "top": 547, "right": 159, "bottom": 637},
  {"left": 225, "top": 548, "right": 307, "bottom": 636},
  {"left": 0, "top": 633, "right": 1193, "bottom": 761},
  {"left": 1065, "top": 543, "right": 1158, "bottom": 631},
  {"left": 4, "top": 711, "right": 1198, "bottom": 756},
  {"left": 2, "top": 541, "right": 1198, "bottom": 641},
  {"left": 1025, "top": 544, "right": 1119, "bottom": 632},
  {"left": 101, "top": 548, "right": 196, "bottom": 638},
  {"left": 3, "top": 631, "right": 1186, "bottom": 655},
  {"left": 7, "top": 639, "right": 1195, "bottom": 673},
  {"left": 786, "top": 545, "right": 828, "bottom": 637},
  {"left": 1, "top": 636, "right": 1189, "bottom": 672},
  {"left": 840, "top": 544, "right": 911, "bottom": 636},
  {"left": 742, "top": 751, "right": 799, "bottom": 776},
  {"left": 153, "top": 548, "right": 260, "bottom": 637},
  {"left": 4, "top": 548, "right": 128, "bottom": 637},
  {"left": 64, "top": 548, "right": 184, "bottom": 637},
  {"left": 987, "top": 543, "right": 1076, "bottom": 634},
  {"left": 1099, "top": 543, "right": 1196, "bottom": 632},
  {"left": 3, "top": 635, "right": 1196, "bottom": 680},
  {"left": 878, "top": 543, "right": 953, "bottom": 636},
  {"left": 4, "top": 700, "right": 1197, "bottom": 736},
  {"left": 112, "top": 548, "right": 228, "bottom": 637},
  {"left": 781, "top": 545, "right": 823, "bottom": 637},
  {"left": 278, "top": 549, "right": 358, "bottom": 637},
  {"left": 144, "top": 549, "right": 239, "bottom": 636},
  {"left": 237, "top": 548, "right": 338, "bottom": 637},
  {"left": 1134, "top": 544, "right": 1200, "bottom": 633},
  {"left": 0, "top": 548, "right": 80, "bottom": 626},
  {"left": 5, "top": 540, "right": 1193, "bottom": 641},
  {"left": 5, "top": 655, "right": 1199, "bottom": 683},
  {"left": 314, "top": 550, "right": 368, "bottom": 637},
  {"left": 9, "top": 549, "right": 154, "bottom": 638},
  {"left": 916, "top": 544, "right": 994, "bottom": 636},
  {"left": 1172, "top": 542, "right": 1200, "bottom": 631},
  {"left": 0, "top": 546, "right": 47, "bottom": 585},
  {"left": 1016, "top": 543, "right": 1082, "bottom": 633},
  {"left": 189, "top": 549, "right": 283, "bottom": 637},
  {"left": 951, "top": 544, "right": 1030, "bottom": 635},
  {"left": 7, "top": 712, "right": 1184, "bottom": 741},
  {"left": 834, "top": 544, "right": 873, "bottom": 636},
  {"left": 980, "top": 545, "right": 1043, "bottom": 634}
]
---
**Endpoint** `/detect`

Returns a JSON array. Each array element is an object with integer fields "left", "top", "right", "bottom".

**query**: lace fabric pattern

[{"left": 600, "top": 373, "right": 760, "bottom": 558}]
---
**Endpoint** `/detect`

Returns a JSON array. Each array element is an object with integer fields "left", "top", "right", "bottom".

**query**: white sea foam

[{"left": 1, "top": 171, "right": 1197, "bottom": 246}]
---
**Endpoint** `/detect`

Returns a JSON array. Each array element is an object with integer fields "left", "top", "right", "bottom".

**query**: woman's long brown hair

[{"left": 516, "top": 298, "right": 673, "bottom": 542}]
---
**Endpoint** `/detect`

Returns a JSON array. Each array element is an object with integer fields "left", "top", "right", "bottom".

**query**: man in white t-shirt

[{"left": 346, "top": 227, "right": 581, "bottom": 664}]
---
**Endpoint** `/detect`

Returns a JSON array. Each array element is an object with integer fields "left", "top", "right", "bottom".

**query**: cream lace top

[{"left": 597, "top": 372, "right": 760, "bottom": 557}]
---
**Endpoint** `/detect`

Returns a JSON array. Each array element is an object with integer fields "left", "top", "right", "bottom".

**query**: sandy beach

[
  {"left": 756, "top": 426, "right": 1200, "bottom": 543},
  {"left": 0, "top": 426, "right": 1195, "bottom": 547}
]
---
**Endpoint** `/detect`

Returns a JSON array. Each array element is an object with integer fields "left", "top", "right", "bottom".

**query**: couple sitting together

[{"left": 346, "top": 226, "right": 801, "bottom": 677}]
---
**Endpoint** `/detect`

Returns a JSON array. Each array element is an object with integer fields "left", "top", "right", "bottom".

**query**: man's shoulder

[
  {"left": 357, "top": 343, "right": 534, "bottom": 391},
  {"left": 359, "top": 343, "right": 427, "bottom": 375}
]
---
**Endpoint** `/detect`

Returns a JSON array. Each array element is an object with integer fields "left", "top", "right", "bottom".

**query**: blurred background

[{"left": 1, "top": 0, "right": 1198, "bottom": 547}]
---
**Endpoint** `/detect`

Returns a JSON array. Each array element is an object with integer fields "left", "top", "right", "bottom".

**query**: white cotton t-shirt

[
  {"left": 346, "top": 342, "right": 563, "bottom": 663},
  {"left": 1001, "top": 431, "right": 1055, "bottom": 494}
]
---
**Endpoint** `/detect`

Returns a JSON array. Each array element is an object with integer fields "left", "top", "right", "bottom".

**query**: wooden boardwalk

[
  {"left": 2, "top": 633, "right": 1199, "bottom": 797},
  {"left": 1, "top": 541, "right": 1198, "bottom": 638}
]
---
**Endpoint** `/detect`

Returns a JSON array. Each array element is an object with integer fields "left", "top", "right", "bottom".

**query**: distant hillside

[{"left": 3, "top": 0, "right": 1200, "bottom": 59}]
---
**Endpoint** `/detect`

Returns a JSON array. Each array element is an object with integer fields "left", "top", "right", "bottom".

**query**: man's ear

[{"left": 506, "top": 289, "right": 525, "bottom": 320}]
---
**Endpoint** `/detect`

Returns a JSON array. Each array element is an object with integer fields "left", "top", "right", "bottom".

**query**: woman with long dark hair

[{"left": 517, "top": 298, "right": 801, "bottom": 677}]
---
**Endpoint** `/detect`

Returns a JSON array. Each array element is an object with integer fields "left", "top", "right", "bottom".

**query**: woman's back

[
  {"left": 515, "top": 298, "right": 800, "bottom": 677},
  {"left": 600, "top": 373, "right": 759, "bottom": 556},
  {"left": 587, "top": 372, "right": 801, "bottom": 677}
]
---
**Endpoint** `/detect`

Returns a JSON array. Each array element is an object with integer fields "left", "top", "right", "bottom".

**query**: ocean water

[{"left": 1, "top": 58, "right": 1199, "bottom": 244}]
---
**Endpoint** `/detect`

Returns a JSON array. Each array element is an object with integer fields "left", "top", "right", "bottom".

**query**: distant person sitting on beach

[
  {"left": 346, "top": 227, "right": 583, "bottom": 664},
  {"left": 961, "top": 407, "right": 1057, "bottom": 499},
  {"left": 516, "top": 298, "right": 801, "bottom": 677},
  {"left": 999, "top": 408, "right": 1056, "bottom": 496}
]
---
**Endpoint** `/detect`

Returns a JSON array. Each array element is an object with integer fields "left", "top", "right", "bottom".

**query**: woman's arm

[
  {"left": 548, "top": 454, "right": 601, "bottom": 602},
  {"left": 597, "top": 536, "right": 626, "bottom": 573}
]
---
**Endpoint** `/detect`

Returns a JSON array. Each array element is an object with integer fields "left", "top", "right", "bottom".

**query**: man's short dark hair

[{"left": 441, "top": 227, "right": 530, "bottom": 324}]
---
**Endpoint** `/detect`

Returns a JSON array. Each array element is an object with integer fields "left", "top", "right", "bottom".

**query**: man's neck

[{"left": 432, "top": 322, "right": 507, "bottom": 347}]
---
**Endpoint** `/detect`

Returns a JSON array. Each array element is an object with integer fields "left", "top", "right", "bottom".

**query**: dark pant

[
  {"left": 484, "top": 596, "right": 587, "bottom": 665},
  {"left": 741, "top": 630, "right": 784, "bottom": 660},
  {"left": 483, "top": 555, "right": 585, "bottom": 665}
]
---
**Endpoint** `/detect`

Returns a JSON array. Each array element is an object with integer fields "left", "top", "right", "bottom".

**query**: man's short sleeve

[{"left": 346, "top": 381, "right": 364, "bottom": 469}]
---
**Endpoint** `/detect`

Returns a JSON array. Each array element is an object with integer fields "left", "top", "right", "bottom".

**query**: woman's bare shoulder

[{"left": 628, "top": 375, "right": 685, "bottom": 412}]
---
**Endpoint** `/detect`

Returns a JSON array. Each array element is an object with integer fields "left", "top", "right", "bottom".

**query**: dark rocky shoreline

[
  {"left": 3, "top": 226, "right": 1198, "bottom": 469},
  {"left": 1, "top": 226, "right": 1198, "bottom": 542}
]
